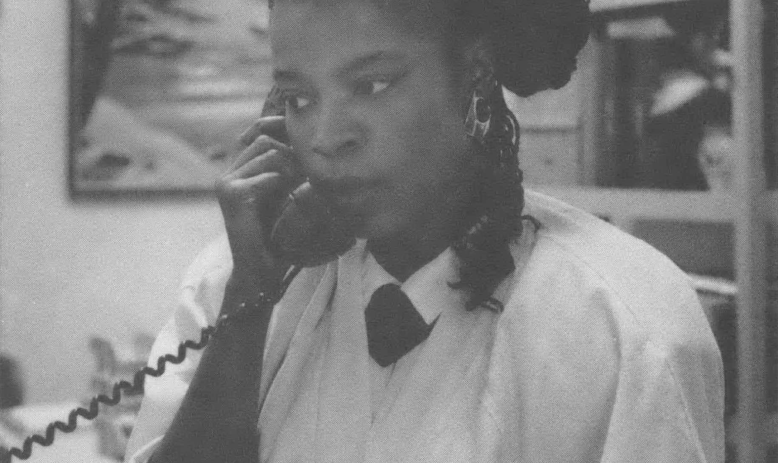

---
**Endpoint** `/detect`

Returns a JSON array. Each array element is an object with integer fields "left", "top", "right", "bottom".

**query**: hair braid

[{"left": 451, "top": 85, "right": 529, "bottom": 311}]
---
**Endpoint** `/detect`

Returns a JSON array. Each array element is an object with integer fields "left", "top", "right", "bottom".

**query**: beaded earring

[
  {"left": 464, "top": 89, "right": 492, "bottom": 142},
  {"left": 464, "top": 64, "right": 499, "bottom": 144}
]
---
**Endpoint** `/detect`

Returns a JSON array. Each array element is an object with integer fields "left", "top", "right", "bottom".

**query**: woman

[{"left": 126, "top": 0, "right": 724, "bottom": 461}]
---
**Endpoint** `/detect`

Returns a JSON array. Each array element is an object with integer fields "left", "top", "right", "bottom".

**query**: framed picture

[{"left": 69, "top": 0, "right": 272, "bottom": 197}]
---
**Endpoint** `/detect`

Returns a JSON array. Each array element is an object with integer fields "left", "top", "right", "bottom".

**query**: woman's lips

[{"left": 311, "top": 176, "right": 382, "bottom": 208}]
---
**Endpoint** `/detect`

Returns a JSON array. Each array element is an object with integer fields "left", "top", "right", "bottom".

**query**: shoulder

[
  {"left": 503, "top": 190, "right": 716, "bottom": 356},
  {"left": 487, "top": 192, "right": 724, "bottom": 460}
]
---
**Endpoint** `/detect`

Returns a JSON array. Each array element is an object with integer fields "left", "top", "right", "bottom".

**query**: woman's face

[{"left": 270, "top": 0, "right": 476, "bottom": 242}]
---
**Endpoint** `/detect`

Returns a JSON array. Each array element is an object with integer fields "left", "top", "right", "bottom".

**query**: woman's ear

[
  {"left": 458, "top": 36, "right": 496, "bottom": 113},
  {"left": 457, "top": 36, "right": 499, "bottom": 128},
  {"left": 463, "top": 37, "right": 494, "bottom": 80}
]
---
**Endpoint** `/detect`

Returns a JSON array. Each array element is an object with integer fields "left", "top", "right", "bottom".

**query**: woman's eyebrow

[
  {"left": 272, "top": 51, "right": 407, "bottom": 84},
  {"left": 339, "top": 51, "right": 407, "bottom": 76}
]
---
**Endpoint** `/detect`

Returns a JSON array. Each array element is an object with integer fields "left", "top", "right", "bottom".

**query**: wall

[{"left": 0, "top": 0, "right": 225, "bottom": 403}]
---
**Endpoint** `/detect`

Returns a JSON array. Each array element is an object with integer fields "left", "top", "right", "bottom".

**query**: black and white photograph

[{"left": 0, "top": 0, "right": 776, "bottom": 462}]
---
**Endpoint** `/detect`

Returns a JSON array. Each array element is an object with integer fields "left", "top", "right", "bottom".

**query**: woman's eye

[
  {"left": 354, "top": 79, "right": 391, "bottom": 96},
  {"left": 284, "top": 94, "right": 313, "bottom": 111}
]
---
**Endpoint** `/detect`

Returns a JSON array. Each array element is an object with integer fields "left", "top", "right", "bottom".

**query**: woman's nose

[{"left": 310, "top": 98, "right": 362, "bottom": 158}]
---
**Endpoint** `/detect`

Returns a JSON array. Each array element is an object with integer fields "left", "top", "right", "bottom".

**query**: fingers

[
  {"left": 231, "top": 134, "right": 292, "bottom": 171},
  {"left": 231, "top": 115, "right": 293, "bottom": 175},
  {"left": 221, "top": 172, "right": 289, "bottom": 207},
  {"left": 217, "top": 171, "right": 288, "bottom": 220},
  {"left": 230, "top": 149, "right": 302, "bottom": 185},
  {"left": 216, "top": 115, "right": 296, "bottom": 282},
  {"left": 235, "top": 173, "right": 294, "bottom": 206},
  {"left": 239, "top": 116, "right": 288, "bottom": 146},
  {"left": 216, "top": 172, "right": 287, "bottom": 263}
]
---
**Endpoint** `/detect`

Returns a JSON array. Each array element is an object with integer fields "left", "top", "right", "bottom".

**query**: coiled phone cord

[{"left": 0, "top": 266, "right": 302, "bottom": 463}]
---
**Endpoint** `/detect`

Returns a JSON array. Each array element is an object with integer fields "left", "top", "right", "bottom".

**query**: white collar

[{"left": 359, "top": 243, "right": 468, "bottom": 324}]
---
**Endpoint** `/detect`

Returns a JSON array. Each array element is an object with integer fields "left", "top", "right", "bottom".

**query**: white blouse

[{"left": 125, "top": 191, "right": 724, "bottom": 463}]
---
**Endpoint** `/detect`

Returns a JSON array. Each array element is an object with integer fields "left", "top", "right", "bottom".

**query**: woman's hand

[
  {"left": 216, "top": 116, "right": 302, "bottom": 289},
  {"left": 149, "top": 118, "right": 296, "bottom": 463}
]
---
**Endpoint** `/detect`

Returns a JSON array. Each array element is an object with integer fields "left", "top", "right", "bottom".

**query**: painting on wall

[{"left": 69, "top": 0, "right": 272, "bottom": 197}]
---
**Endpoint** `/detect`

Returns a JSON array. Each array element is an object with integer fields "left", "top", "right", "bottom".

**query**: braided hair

[
  {"left": 441, "top": 0, "right": 590, "bottom": 310},
  {"left": 450, "top": 76, "right": 527, "bottom": 311}
]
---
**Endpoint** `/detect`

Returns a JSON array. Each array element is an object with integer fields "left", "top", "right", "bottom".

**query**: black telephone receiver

[{"left": 260, "top": 85, "right": 356, "bottom": 268}]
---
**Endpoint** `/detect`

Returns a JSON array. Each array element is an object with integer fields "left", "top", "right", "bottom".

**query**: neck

[
  {"left": 368, "top": 173, "right": 484, "bottom": 282},
  {"left": 368, "top": 234, "right": 449, "bottom": 283}
]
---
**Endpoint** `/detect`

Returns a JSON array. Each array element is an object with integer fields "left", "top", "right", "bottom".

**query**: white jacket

[{"left": 125, "top": 191, "right": 724, "bottom": 462}]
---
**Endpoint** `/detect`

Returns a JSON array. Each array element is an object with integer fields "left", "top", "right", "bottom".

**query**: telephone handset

[
  {"left": 261, "top": 85, "right": 356, "bottom": 268},
  {"left": 270, "top": 182, "right": 357, "bottom": 267},
  {"left": 0, "top": 87, "right": 353, "bottom": 463}
]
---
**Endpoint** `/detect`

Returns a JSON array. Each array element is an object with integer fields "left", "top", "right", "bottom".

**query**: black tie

[{"left": 364, "top": 284, "right": 437, "bottom": 367}]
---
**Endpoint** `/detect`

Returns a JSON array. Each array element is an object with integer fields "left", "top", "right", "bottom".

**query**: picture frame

[{"left": 69, "top": 0, "right": 272, "bottom": 198}]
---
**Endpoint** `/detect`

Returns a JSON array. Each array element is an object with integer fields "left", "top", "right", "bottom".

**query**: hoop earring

[{"left": 464, "top": 90, "right": 492, "bottom": 142}]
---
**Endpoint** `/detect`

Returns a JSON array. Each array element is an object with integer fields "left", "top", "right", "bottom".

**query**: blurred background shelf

[
  {"left": 531, "top": 186, "right": 734, "bottom": 223},
  {"left": 531, "top": 187, "right": 778, "bottom": 225},
  {"left": 523, "top": 1, "right": 776, "bottom": 461},
  {"left": 591, "top": 0, "right": 686, "bottom": 9},
  {"left": 591, "top": 0, "right": 726, "bottom": 15}
]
